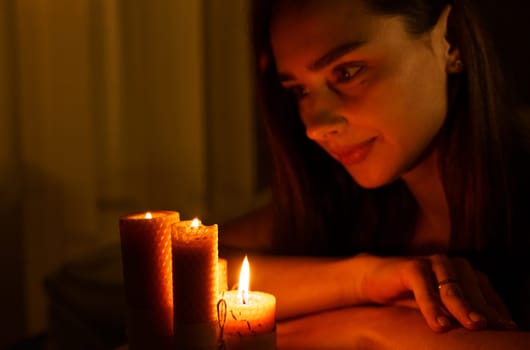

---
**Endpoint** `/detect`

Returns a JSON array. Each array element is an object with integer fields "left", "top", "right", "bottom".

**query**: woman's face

[{"left": 270, "top": 0, "right": 452, "bottom": 188}]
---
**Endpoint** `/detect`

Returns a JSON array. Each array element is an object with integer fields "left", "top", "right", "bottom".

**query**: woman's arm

[
  {"left": 278, "top": 306, "right": 530, "bottom": 350},
  {"left": 220, "top": 206, "right": 371, "bottom": 320},
  {"left": 219, "top": 206, "right": 516, "bottom": 332}
]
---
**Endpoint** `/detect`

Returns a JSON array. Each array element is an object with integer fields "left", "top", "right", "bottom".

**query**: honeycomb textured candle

[
  {"left": 218, "top": 258, "right": 228, "bottom": 294},
  {"left": 119, "top": 210, "right": 180, "bottom": 349},
  {"left": 172, "top": 221, "right": 218, "bottom": 324}
]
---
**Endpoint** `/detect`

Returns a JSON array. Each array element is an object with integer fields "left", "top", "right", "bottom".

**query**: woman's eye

[
  {"left": 333, "top": 64, "right": 363, "bottom": 83},
  {"left": 286, "top": 85, "right": 309, "bottom": 100}
]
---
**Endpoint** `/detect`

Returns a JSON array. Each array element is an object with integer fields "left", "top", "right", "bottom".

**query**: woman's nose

[
  {"left": 305, "top": 115, "right": 346, "bottom": 141},
  {"left": 302, "top": 86, "right": 346, "bottom": 141}
]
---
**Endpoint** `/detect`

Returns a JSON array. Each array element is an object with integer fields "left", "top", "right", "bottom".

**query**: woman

[{"left": 220, "top": 0, "right": 530, "bottom": 341}]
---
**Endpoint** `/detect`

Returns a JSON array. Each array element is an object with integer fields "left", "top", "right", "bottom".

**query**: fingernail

[
  {"left": 437, "top": 316, "right": 451, "bottom": 328},
  {"left": 468, "top": 312, "right": 487, "bottom": 325}
]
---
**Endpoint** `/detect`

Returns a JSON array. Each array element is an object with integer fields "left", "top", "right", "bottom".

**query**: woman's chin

[{"left": 348, "top": 168, "right": 398, "bottom": 189}]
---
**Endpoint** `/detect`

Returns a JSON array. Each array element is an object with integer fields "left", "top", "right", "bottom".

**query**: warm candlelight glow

[
  {"left": 190, "top": 217, "right": 201, "bottom": 228},
  {"left": 222, "top": 255, "right": 276, "bottom": 347},
  {"left": 145, "top": 212, "right": 152, "bottom": 219},
  {"left": 238, "top": 255, "right": 250, "bottom": 304}
]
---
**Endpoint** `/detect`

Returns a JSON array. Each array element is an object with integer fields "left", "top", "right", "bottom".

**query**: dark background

[{"left": 483, "top": 1, "right": 530, "bottom": 105}]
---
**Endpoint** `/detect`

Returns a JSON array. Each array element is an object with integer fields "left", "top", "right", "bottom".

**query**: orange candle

[
  {"left": 119, "top": 210, "right": 180, "bottom": 350},
  {"left": 221, "top": 256, "right": 276, "bottom": 349},
  {"left": 172, "top": 218, "right": 219, "bottom": 348},
  {"left": 218, "top": 258, "right": 228, "bottom": 295}
]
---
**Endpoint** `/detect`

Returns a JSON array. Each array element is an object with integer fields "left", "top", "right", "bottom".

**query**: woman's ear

[
  {"left": 435, "top": 5, "right": 464, "bottom": 74},
  {"left": 446, "top": 49, "right": 464, "bottom": 74}
]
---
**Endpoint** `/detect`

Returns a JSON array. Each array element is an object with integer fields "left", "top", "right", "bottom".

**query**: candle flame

[
  {"left": 238, "top": 255, "right": 250, "bottom": 304},
  {"left": 145, "top": 212, "right": 152, "bottom": 219},
  {"left": 190, "top": 218, "right": 200, "bottom": 228}
]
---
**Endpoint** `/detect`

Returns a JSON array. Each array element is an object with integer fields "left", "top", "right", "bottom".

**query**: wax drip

[{"left": 217, "top": 297, "right": 227, "bottom": 350}]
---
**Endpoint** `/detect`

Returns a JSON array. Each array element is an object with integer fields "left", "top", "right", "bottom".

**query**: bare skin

[{"left": 277, "top": 306, "right": 530, "bottom": 349}]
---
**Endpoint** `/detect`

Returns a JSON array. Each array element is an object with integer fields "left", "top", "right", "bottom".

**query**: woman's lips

[{"left": 331, "top": 137, "right": 376, "bottom": 166}]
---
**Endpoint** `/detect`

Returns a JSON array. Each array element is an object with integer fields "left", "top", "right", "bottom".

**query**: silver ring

[{"left": 437, "top": 278, "right": 459, "bottom": 289}]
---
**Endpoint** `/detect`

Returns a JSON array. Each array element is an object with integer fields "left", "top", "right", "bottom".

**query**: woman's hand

[{"left": 358, "top": 254, "right": 518, "bottom": 332}]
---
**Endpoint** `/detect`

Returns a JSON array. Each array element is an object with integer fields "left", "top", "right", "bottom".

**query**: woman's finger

[
  {"left": 451, "top": 258, "right": 488, "bottom": 329},
  {"left": 450, "top": 259, "right": 518, "bottom": 331},
  {"left": 402, "top": 259, "right": 452, "bottom": 332},
  {"left": 475, "top": 272, "right": 518, "bottom": 330},
  {"left": 429, "top": 254, "right": 486, "bottom": 330}
]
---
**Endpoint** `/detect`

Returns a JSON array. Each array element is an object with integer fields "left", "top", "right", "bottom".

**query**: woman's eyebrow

[
  {"left": 277, "top": 40, "right": 366, "bottom": 83},
  {"left": 309, "top": 41, "right": 366, "bottom": 71}
]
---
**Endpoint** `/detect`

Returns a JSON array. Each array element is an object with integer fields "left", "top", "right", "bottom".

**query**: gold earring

[{"left": 451, "top": 59, "right": 464, "bottom": 72}]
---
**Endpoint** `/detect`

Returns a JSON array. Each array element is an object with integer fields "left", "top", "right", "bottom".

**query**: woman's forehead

[
  {"left": 271, "top": 0, "right": 370, "bottom": 30},
  {"left": 270, "top": 1, "right": 380, "bottom": 63},
  {"left": 269, "top": 0, "right": 381, "bottom": 48}
]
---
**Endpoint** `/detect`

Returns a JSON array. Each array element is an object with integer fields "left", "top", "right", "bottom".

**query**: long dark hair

[{"left": 250, "top": 0, "right": 528, "bottom": 257}]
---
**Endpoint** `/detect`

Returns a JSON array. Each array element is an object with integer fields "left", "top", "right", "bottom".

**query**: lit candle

[
  {"left": 221, "top": 256, "right": 276, "bottom": 350},
  {"left": 172, "top": 218, "right": 219, "bottom": 349},
  {"left": 119, "top": 210, "right": 180, "bottom": 350}
]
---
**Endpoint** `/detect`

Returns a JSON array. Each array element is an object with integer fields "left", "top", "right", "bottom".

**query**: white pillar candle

[{"left": 221, "top": 256, "right": 276, "bottom": 350}]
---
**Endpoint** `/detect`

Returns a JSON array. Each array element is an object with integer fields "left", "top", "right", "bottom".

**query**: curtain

[{"left": 0, "top": 0, "right": 262, "bottom": 343}]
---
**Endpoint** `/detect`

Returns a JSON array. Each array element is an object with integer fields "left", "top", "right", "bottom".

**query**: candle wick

[{"left": 238, "top": 290, "right": 249, "bottom": 305}]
